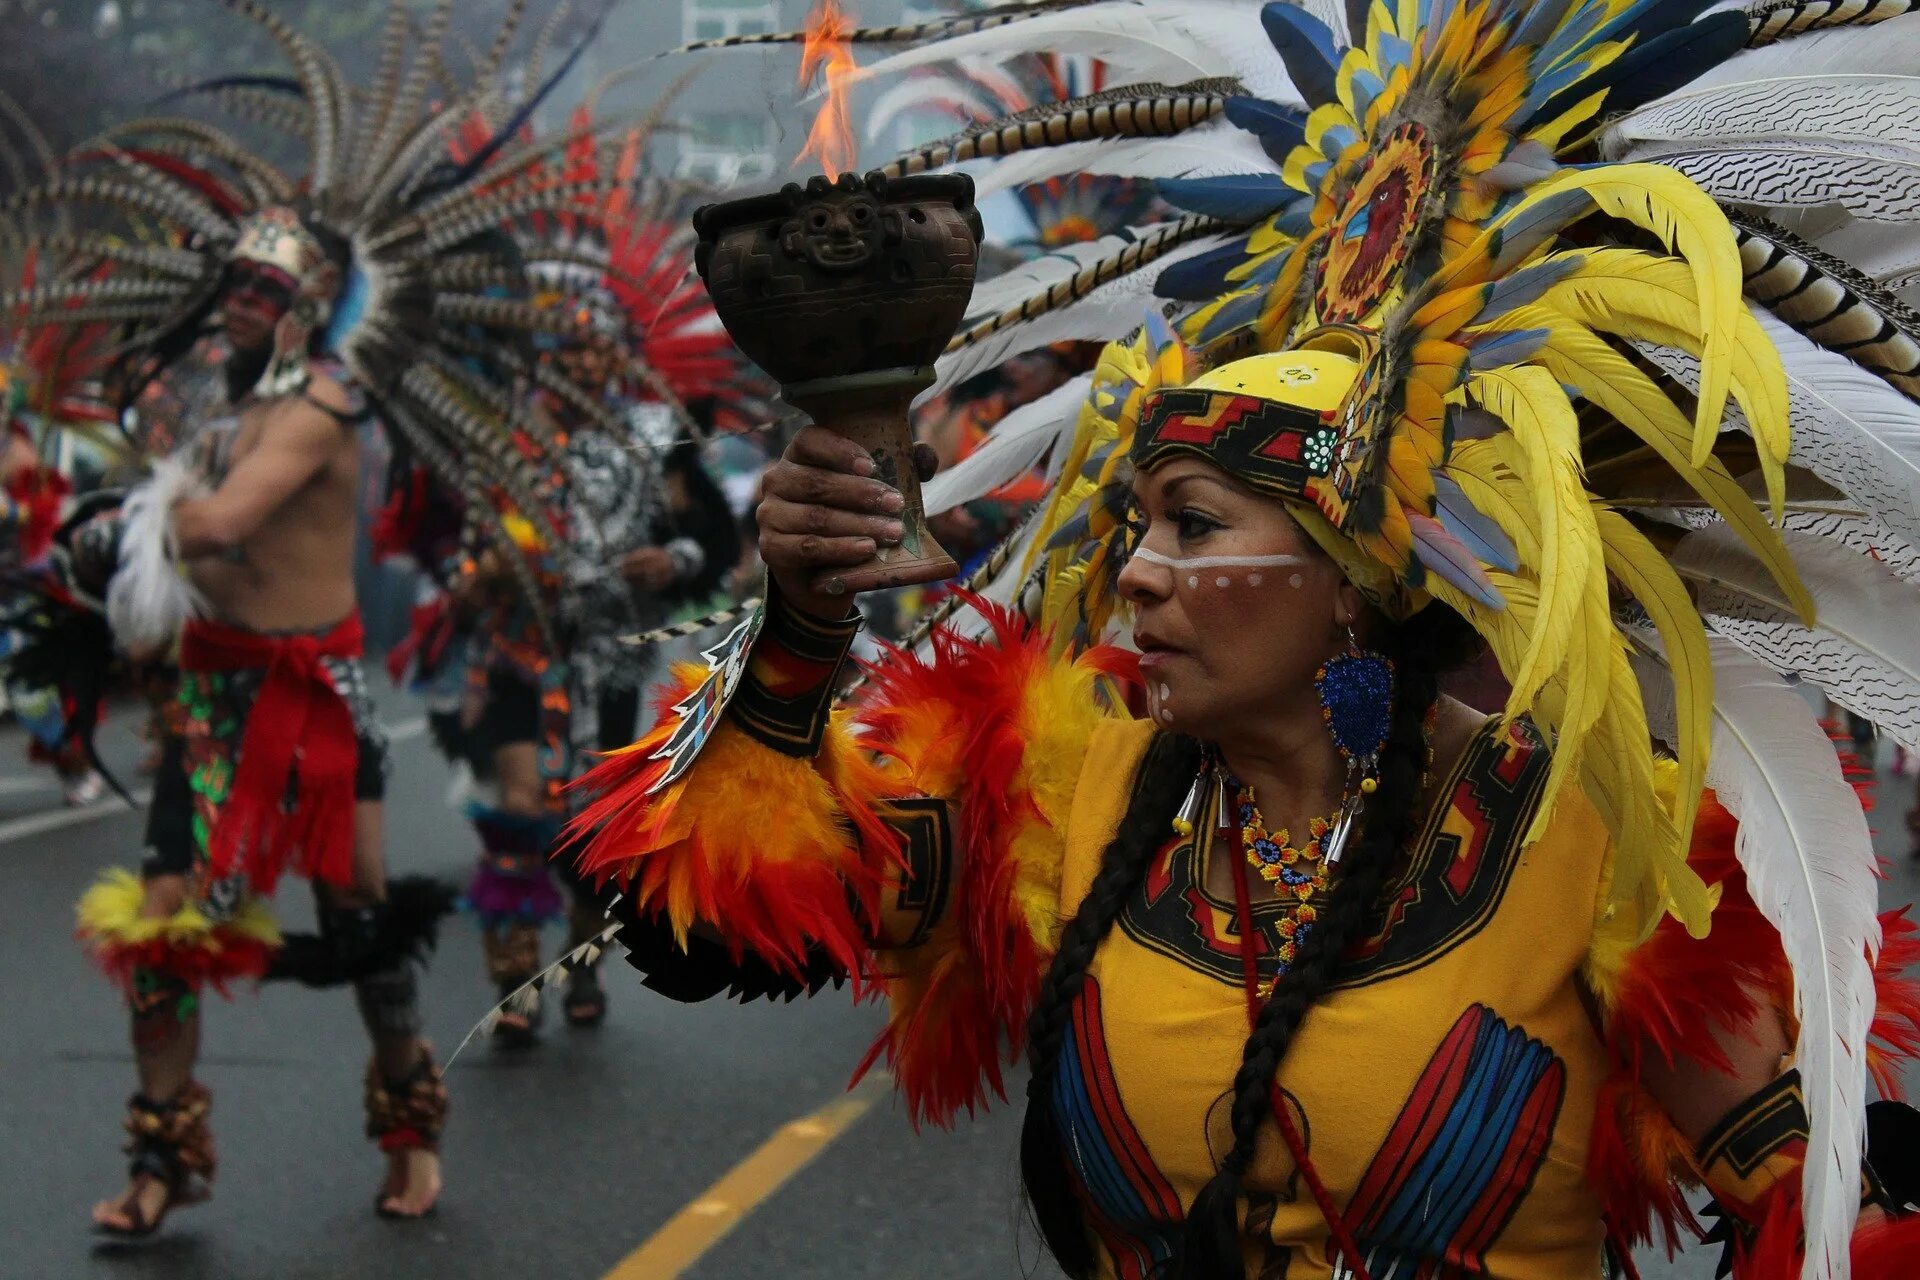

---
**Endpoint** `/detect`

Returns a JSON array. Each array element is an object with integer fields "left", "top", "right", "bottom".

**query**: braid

[
  {"left": 1020, "top": 731, "right": 1206, "bottom": 1279},
  {"left": 1179, "top": 617, "right": 1459, "bottom": 1280}
]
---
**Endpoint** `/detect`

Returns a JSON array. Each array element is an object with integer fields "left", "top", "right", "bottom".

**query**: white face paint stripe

[{"left": 1130, "top": 548, "right": 1312, "bottom": 572}]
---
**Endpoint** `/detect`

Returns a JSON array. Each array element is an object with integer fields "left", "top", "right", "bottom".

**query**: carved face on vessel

[{"left": 781, "top": 191, "right": 890, "bottom": 272}]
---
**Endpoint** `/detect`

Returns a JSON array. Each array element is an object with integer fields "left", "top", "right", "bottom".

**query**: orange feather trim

[
  {"left": 568, "top": 664, "right": 901, "bottom": 988},
  {"left": 1869, "top": 908, "right": 1920, "bottom": 1102},
  {"left": 1589, "top": 792, "right": 1788, "bottom": 1249},
  {"left": 1589, "top": 1072, "right": 1702, "bottom": 1254},
  {"left": 854, "top": 599, "right": 1135, "bottom": 1126}
]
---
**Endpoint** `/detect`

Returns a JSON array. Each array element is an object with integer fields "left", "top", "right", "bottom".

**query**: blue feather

[
  {"left": 1222, "top": 96, "right": 1306, "bottom": 167},
  {"left": 1527, "top": 10, "right": 1745, "bottom": 128},
  {"left": 1155, "top": 174, "right": 1293, "bottom": 221},
  {"left": 1345, "top": 67, "right": 1386, "bottom": 120},
  {"left": 1590, "top": 0, "right": 1719, "bottom": 51},
  {"left": 1468, "top": 255, "right": 1584, "bottom": 326},
  {"left": 1153, "top": 236, "right": 1257, "bottom": 300},
  {"left": 1274, "top": 197, "right": 1315, "bottom": 239},
  {"left": 1317, "top": 122, "right": 1359, "bottom": 163},
  {"left": 1434, "top": 473, "right": 1520, "bottom": 571},
  {"left": 1467, "top": 327, "right": 1548, "bottom": 371},
  {"left": 323, "top": 265, "right": 371, "bottom": 355},
  {"left": 1195, "top": 290, "right": 1267, "bottom": 346},
  {"left": 1260, "top": 3, "right": 1343, "bottom": 108},
  {"left": 1484, "top": 188, "right": 1589, "bottom": 278},
  {"left": 1374, "top": 30, "right": 1414, "bottom": 74}
]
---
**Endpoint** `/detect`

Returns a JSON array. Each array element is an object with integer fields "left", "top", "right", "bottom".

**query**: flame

[{"left": 797, "top": 0, "right": 858, "bottom": 179}]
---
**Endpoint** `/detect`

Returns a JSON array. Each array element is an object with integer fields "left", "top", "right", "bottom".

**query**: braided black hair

[{"left": 1018, "top": 606, "right": 1480, "bottom": 1279}]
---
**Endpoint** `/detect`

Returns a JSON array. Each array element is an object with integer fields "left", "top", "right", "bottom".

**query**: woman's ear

[{"left": 1333, "top": 576, "right": 1367, "bottom": 635}]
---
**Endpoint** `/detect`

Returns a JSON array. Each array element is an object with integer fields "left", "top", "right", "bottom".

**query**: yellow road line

[{"left": 601, "top": 1071, "right": 893, "bottom": 1280}]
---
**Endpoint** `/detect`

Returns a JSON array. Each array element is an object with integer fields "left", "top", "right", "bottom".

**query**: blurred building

[{"left": 592, "top": 0, "right": 936, "bottom": 188}]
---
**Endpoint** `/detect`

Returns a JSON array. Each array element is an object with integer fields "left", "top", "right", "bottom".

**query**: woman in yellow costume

[{"left": 574, "top": 1, "right": 1920, "bottom": 1276}]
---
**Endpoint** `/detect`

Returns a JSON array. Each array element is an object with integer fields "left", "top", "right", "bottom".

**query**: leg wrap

[
  {"left": 364, "top": 1052, "right": 448, "bottom": 1154},
  {"left": 353, "top": 964, "right": 424, "bottom": 1040},
  {"left": 125, "top": 1080, "right": 216, "bottom": 1191},
  {"left": 481, "top": 919, "right": 544, "bottom": 987}
]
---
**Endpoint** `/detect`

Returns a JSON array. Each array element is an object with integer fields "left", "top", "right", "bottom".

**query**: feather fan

[
  {"left": 923, "top": 374, "right": 1094, "bottom": 516},
  {"left": 1673, "top": 523, "right": 1920, "bottom": 748},
  {"left": 1632, "top": 630, "right": 1879, "bottom": 1280}
]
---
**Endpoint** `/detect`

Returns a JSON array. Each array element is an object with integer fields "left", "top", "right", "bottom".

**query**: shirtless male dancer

[{"left": 76, "top": 209, "right": 446, "bottom": 1236}]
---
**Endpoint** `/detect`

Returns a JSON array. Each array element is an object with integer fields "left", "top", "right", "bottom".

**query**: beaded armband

[
  {"left": 726, "top": 583, "right": 862, "bottom": 756},
  {"left": 868, "top": 798, "right": 956, "bottom": 950}
]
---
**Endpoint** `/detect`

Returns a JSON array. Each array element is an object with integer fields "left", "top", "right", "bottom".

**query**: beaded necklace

[
  {"left": 1232, "top": 704, "right": 1440, "bottom": 993},
  {"left": 1236, "top": 787, "right": 1336, "bottom": 989}
]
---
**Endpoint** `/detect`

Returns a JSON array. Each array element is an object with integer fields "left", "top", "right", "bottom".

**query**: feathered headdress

[
  {"left": 0, "top": 0, "right": 667, "bottom": 604},
  {"left": 517, "top": 103, "right": 740, "bottom": 426},
  {"left": 690, "top": 3, "right": 1920, "bottom": 1276}
]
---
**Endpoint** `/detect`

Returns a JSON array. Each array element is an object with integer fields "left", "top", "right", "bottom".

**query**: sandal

[
  {"left": 365, "top": 1052, "right": 448, "bottom": 1219},
  {"left": 92, "top": 1082, "right": 215, "bottom": 1240},
  {"left": 563, "top": 967, "right": 607, "bottom": 1028}
]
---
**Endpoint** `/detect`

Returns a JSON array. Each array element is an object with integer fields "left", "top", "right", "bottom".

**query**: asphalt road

[{"left": 2, "top": 688, "right": 1913, "bottom": 1280}]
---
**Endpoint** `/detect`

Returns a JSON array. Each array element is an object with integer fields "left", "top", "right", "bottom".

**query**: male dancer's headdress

[
  {"left": 0, "top": 0, "right": 657, "bottom": 576},
  {"left": 689, "top": 2, "right": 1920, "bottom": 1274}
]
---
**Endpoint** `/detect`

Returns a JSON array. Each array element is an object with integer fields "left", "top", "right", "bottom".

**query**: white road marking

[
  {"left": 0, "top": 714, "right": 428, "bottom": 845},
  {"left": 0, "top": 788, "right": 153, "bottom": 844}
]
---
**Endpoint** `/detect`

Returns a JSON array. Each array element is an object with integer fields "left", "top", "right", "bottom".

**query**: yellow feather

[
  {"left": 1469, "top": 367, "right": 1595, "bottom": 716},
  {"left": 1503, "top": 300, "right": 1810, "bottom": 620},
  {"left": 1517, "top": 170, "right": 1744, "bottom": 468},
  {"left": 1535, "top": 249, "right": 1790, "bottom": 515},
  {"left": 1595, "top": 509, "right": 1713, "bottom": 886}
]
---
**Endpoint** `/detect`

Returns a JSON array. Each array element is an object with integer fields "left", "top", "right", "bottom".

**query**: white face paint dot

[
  {"left": 1187, "top": 575, "right": 1200, "bottom": 588},
  {"left": 1158, "top": 683, "right": 1171, "bottom": 701},
  {"left": 1215, "top": 576, "right": 1230, "bottom": 588},
  {"left": 1248, "top": 573, "right": 1263, "bottom": 586},
  {"left": 1289, "top": 572, "right": 1304, "bottom": 589},
  {"left": 1158, "top": 707, "right": 1174, "bottom": 724}
]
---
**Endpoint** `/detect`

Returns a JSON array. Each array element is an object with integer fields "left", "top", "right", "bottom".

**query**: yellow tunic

[{"left": 1054, "top": 715, "right": 1612, "bottom": 1278}]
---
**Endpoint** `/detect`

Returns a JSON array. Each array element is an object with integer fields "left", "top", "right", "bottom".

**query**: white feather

[
  {"left": 1766, "top": 208, "right": 1920, "bottom": 289},
  {"left": 1606, "top": 75, "right": 1920, "bottom": 157},
  {"left": 105, "top": 457, "right": 208, "bottom": 652},
  {"left": 1635, "top": 142, "right": 1920, "bottom": 223},
  {"left": 1782, "top": 507, "right": 1920, "bottom": 586},
  {"left": 966, "top": 231, "right": 1152, "bottom": 323},
  {"left": 1639, "top": 307, "right": 1920, "bottom": 544},
  {"left": 1632, "top": 630, "right": 1878, "bottom": 1280},
  {"left": 922, "top": 372, "right": 1093, "bottom": 516},
  {"left": 935, "top": 236, "right": 1217, "bottom": 389},
  {"left": 1676, "top": 11, "right": 1920, "bottom": 91},
  {"left": 850, "top": 0, "right": 1301, "bottom": 103},
  {"left": 1673, "top": 522, "right": 1920, "bottom": 748},
  {"left": 966, "top": 120, "right": 1275, "bottom": 197}
]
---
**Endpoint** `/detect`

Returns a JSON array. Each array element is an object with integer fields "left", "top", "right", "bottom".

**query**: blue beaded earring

[
  {"left": 1314, "top": 626, "right": 1395, "bottom": 862},
  {"left": 1315, "top": 625, "right": 1396, "bottom": 790}
]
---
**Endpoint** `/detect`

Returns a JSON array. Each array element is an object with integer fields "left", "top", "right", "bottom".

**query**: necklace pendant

[{"left": 1324, "top": 795, "right": 1363, "bottom": 866}]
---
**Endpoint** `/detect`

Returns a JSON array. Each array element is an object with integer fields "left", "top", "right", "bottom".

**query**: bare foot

[
  {"left": 376, "top": 1148, "right": 442, "bottom": 1219},
  {"left": 91, "top": 1174, "right": 178, "bottom": 1235}
]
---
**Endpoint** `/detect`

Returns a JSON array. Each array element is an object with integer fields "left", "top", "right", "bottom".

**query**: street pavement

[{"left": 2, "top": 688, "right": 1914, "bottom": 1280}]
